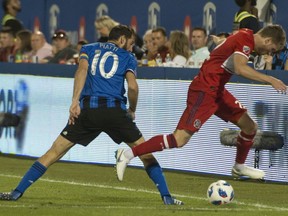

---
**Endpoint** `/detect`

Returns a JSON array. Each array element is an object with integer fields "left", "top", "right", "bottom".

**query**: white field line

[
  {"left": 0, "top": 174, "right": 287, "bottom": 212},
  {"left": 0, "top": 204, "right": 283, "bottom": 212}
]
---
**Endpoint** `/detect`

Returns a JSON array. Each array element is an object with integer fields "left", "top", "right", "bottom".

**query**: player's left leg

[
  {"left": 116, "top": 129, "right": 192, "bottom": 182},
  {"left": 232, "top": 112, "right": 264, "bottom": 179},
  {"left": 0, "top": 135, "right": 75, "bottom": 201},
  {"left": 118, "top": 90, "right": 215, "bottom": 163}
]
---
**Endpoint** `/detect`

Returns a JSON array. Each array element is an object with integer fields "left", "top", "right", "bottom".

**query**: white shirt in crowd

[
  {"left": 34, "top": 42, "right": 53, "bottom": 61},
  {"left": 163, "top": 55, "right": 187, "bottom": 67},
  {"left": 186, "top": 47, "right": 210, "bottom": 68}
]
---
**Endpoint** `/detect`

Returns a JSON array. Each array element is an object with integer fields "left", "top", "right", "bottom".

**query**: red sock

[
  {"left": 236, "top": 131, "right": 256, "bottom": 164},
  {"left": 132, "top": 134, "right": 177, "bottom": 157}
]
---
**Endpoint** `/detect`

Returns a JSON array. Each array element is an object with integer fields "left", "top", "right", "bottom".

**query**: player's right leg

[
  {"left": 0, "top": 135, "right": 75, "bottom": 201},
  {"left": 232, "top": 112, "right": 265, "bottom": 179}
]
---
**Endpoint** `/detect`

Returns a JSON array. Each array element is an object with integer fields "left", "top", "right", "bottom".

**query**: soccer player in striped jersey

[{"left": 0, "top": 25, "right": 183, "bottom": 205}]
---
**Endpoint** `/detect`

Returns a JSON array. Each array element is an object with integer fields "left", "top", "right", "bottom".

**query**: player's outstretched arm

[
  {"left": 234, "top": 54, "right": 287, "bottom": 94},
  {"left": 125, "top": 71, "right": 138, "bottom": 120},
  {"left": 69, "top": 59, "right": 88, "bottom": 125}
]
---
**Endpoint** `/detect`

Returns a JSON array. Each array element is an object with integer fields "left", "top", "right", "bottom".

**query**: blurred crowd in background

[{"left": 0, "top": 0, "right": 287, "bottom": 70}]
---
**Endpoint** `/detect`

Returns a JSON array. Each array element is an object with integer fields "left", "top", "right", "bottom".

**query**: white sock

[
  {"left": 234, "top": 163, "right": 245, "bottom": 170},
  {"left": 124, "top": 149, "right": 134, "bottom": 160}
]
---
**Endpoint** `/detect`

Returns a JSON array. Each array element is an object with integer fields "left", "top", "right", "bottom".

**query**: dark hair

[
  {"left": 217, "top": 32, "right": 230, "bottom": 38},
  {"left": 78, "top": 40, "right": 88, "bottom": 46},
  {"left": 235, "top": 0, "right": 246, "bottom": 7},
  {"left": 2, "top": 0, "right": 9, "bottom": 12},
  {"left": 235, "top": 0, "right": 257, "bottom": 7},
  {"left": 192, "top": 27, "right": 207, "bottom": 37},
  {"left": 108, "top": 25, "right": 135, "bottom": 41},
  {"left": 251, "top": 0, "right": 256, "bottom": 6},
  {"left": 0, "top": 25, "right": 13, "bottom": 34},
  {"left": 152, "top": 27, "right": 167, "bottom": 37}
]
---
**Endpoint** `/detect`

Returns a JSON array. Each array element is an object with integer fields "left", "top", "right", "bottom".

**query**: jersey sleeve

[
  {"left": 79, "top": 45, "right": 89, "bottom": 61},
  {"left": 126, "top": 54, "right": 137, "bottom": 76}
]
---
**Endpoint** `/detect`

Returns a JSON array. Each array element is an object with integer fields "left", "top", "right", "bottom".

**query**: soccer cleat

[
  {"left": 115, "top": 148, "right": 130, "bottom": 181},
  {"left": 232, "top": 165, "right": 265, "bottom": 180},
  {"left": 0, "top": 190, "right": 22, "bottom": 201},
  {"left": 163, "top": 196, "right": 184, "bottom": 205}
]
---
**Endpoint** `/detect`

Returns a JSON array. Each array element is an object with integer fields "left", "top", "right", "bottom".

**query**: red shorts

[{"left": 177, "top": 88, "right": 247, "bottom": 132}]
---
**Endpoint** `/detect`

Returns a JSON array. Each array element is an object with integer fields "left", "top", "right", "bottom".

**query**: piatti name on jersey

[{"left": 99, "top": 43, "right": 119, "bottom": 52}]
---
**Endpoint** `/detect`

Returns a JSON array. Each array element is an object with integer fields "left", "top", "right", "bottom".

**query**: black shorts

[{"left": 60, "top": 107, "right": 142, "bottom": 146}]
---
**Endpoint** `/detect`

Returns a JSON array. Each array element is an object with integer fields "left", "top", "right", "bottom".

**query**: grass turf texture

[{"left": 0, "top": 154, "right": 287, "bottom": 216}]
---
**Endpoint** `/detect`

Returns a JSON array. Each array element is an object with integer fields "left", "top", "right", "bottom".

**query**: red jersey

[{"left": 190, "top": 29, "right": 254, "bottom": 96}]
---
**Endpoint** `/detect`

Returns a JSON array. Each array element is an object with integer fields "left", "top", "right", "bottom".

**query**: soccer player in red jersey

[{"left": 116, "top": 25, "right": 287, "bottom": 181}]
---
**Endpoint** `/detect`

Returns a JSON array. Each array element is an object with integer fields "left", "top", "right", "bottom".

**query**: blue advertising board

[{"left": 0, "top": 64, "right": 288, "bottom": 183}]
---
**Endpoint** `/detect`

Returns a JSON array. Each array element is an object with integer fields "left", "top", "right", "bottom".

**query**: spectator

[
  {"left": 233, "top": 0, "right": 261, "bottom": 68},
  {"left": 1, "top": 0, "right": 24, "bottom": 37},
  {"left": 233, "top": 0, "right": 259, "bottom": 34},
  {"left": 0, "top": 26, "right": 15, "bottom": 62},
  {"left": 13, "top": 29, "right": 32, "bottom": 63},
  {"left": 76, "top": 39, "right": 88, "bottom": 52},
  {"left": 132, "top": 33, "right": 144, "bottom": 60},
  {"left": 186, "top": 27, "right": 210, "bottom": 68},
  {"left": 66, "top": 39, "right": 88, "bottom": 65},
  {"left": 163, "top": 30, "right": 191, "bottom": 67},
  {"left": 48, "top": 29, "right": 77, "bottom": 64},
  {"left": 142, "top": 29, "right": 157, "bottom": 61},
  {"left": 30, "top": 31, "right": 53, "bottom": 63},
  {"left": 208, "top": 32, "right": 230, "bottom": 52},
  {"left": 95, "top": 15, "right": 143, "bottom": 59},
  {"left": 152, "top": 27, "right": 169, "bottom": 62},
  {"left": 95, "top": 15, "right": 119, "bottom": 42},
  {"left": 265, "top": 42, "right": 288, "bottom": 70}
]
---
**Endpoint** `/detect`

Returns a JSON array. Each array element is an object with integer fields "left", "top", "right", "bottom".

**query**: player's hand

[
  {"left": 127, "top": 108, "right": 135, "bottom": 120},
  {"left": 69, "top": 100, "right": 81, "bottom": 125},
  {"left": 270, "top": 77, "right": 287, "bottom": 94},
  {"left": 263, "top": 54, "right": 273, "bottom": 64}
]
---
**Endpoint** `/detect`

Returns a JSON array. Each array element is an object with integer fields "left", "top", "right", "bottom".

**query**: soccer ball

[{"left": 207, "top": 180, "right": 234, "bottom": 205}]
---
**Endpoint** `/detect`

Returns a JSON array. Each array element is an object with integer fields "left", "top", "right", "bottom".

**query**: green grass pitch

[{"left": 0, "top": 154, "right": 287, "bottom": 216}]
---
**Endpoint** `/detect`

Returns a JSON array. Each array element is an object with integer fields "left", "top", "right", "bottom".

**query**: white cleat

[
  {"left": 232, "top": 165, "right": 265, "bottom": 180},
  {"left": 115, "top": 149, "right": 130, "bottom": 181}
]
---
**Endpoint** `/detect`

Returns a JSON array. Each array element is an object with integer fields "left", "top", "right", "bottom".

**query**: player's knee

[
  {"left": 238, "top": 116, "right": 258, "bottom": 135},
  {"left": 176, "top": 139, "right": 186, "bottom": 147},
  {"left": 245, "top": 120, "right": 258, "bottom": 134},
  {"left": 174, "top": 131, "right": 192, "bottom": 147},
  {"left": 173, "top": 136, "right": 189, "bottom": 148},
  {"left": 252, "top": 121, "right": 258, "bottom": 132}
]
